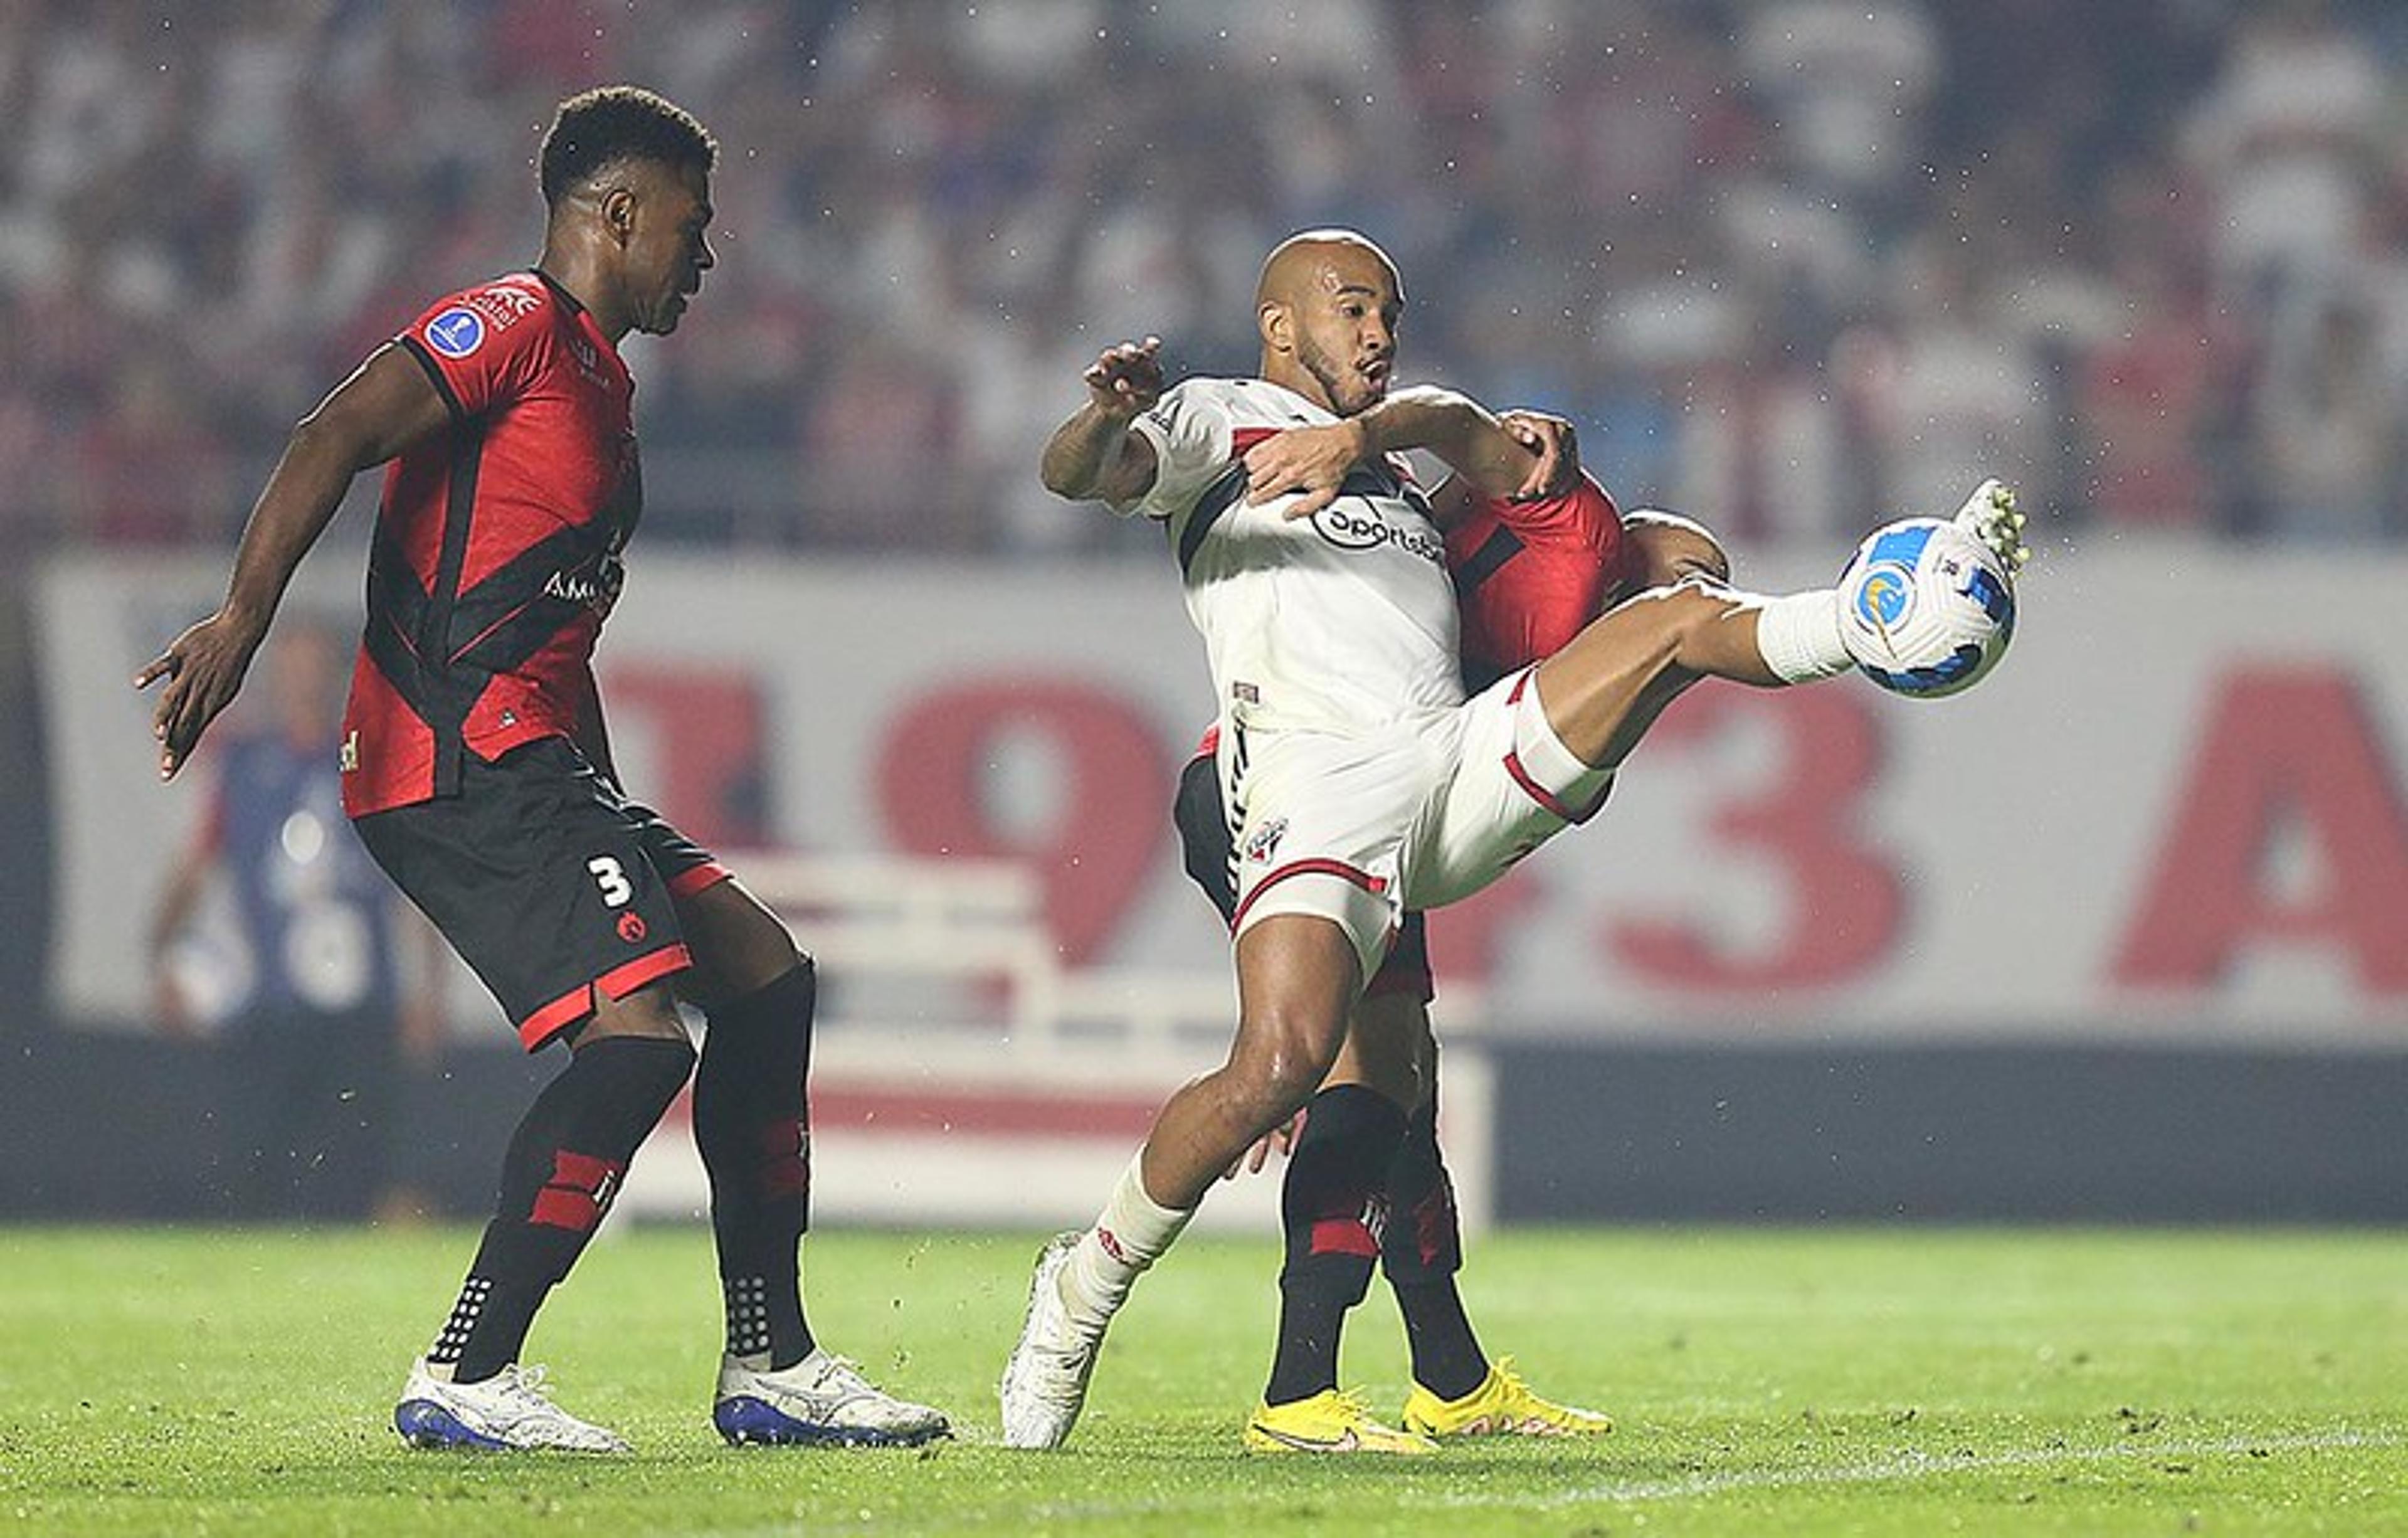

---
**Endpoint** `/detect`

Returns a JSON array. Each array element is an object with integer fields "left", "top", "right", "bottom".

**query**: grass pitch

[{"left": 1, "top": 1224, "right": 2402, "bottom": 1536}]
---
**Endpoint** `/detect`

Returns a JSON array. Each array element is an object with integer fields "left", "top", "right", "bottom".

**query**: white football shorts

[{"left": 1220, "top": 667, "right": 1613, "bottom": 985}]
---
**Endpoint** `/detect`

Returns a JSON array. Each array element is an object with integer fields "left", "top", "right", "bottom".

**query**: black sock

[
  {"left": 694, "top": 962, "right": 816, "bottom": 1369},
  {"left": 1380, "top": 1092, "right": 1488, "bottom": 1401},
  {"left": 431, "top": 1034, "right": 695, "bottom": 1383},
  {"left": 1264, "top": 1084, "right": 1407, "bottom": 1407}
]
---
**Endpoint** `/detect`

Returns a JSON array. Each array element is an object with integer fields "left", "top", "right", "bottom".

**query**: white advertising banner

[{"left": 36, "top": 539, "right": 2408, "bottom": 1047}]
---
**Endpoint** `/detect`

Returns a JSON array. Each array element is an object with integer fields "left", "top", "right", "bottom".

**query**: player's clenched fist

[{"left": 1083, "top": 336, "right": 1164, "bottom": 419}]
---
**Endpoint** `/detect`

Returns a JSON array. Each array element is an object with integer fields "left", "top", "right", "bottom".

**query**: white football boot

[
  {"left": 394, "top": 1359, "right": 630, "bottom": 1453},
  {"left": 1951, "top": 477, "right": 2030, "bottom": 574},
  {"left": 713, "top": 1348, "right": 951, "bottom": 1446},
  {"left": 998, "top": 1231, "right": 1103, "bottom": 1450}
]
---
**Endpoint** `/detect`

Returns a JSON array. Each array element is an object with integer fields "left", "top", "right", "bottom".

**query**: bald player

[{"left": 1005, "top": 228, "right": 2026, "bottom": 1453}]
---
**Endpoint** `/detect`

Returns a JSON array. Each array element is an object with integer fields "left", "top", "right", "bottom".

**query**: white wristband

[{"left": 1756, "top": 590, "right": 1854, "bottom": 682}]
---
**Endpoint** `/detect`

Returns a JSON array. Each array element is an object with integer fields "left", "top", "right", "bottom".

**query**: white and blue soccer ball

[{"left": 1835, "top": 517, "right": 2016, "bottom": 699}]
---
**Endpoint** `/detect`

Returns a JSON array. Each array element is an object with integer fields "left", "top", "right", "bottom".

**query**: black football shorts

[{"left": 353, "top": 736, "right": 730, "bottom": 1049}]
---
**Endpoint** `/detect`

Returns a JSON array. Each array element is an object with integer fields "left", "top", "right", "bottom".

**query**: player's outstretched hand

[
  {"left": 135, "top": 609, "right": 266, "bottom": 781},
  {"left": 1083, "top": 336, "right": 1164, "bottom": 420},
  {"left": 1498, "top": 409, "right": 1580, "bottom": 501},
  {"left": 1245, "top": 420, "right": 1368, "bottom": 516},
  {"left": 1953, "top": 478, "right": 2030, "bottom": 576}
]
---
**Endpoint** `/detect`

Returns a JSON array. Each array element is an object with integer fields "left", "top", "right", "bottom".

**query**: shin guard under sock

[
  {"left": 433, "top": 1034, "right": 695, "bottom": 1383},
  {"left": 1264, "top": 1084, "right": 1408, "bottom": 1406},
  {"left": 1380, "top": 1092, "right": 1487, "bottom": 1400},
  {"left": 695, "top": 962, "right": 816, "bottom": 1367}
]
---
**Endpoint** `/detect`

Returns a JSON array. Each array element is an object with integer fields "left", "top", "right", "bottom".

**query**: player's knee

[{"left": 1228, "top": 1019, "right": 1344, "bottom": 1130}]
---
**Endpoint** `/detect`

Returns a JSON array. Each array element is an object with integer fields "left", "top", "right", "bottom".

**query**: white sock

[
  {"left": 1755, "top": 590, "right": 1854, "bottom": 682},
  {"left": 1060, "top": 1155, "right": 1195, "bottom": 1336}
]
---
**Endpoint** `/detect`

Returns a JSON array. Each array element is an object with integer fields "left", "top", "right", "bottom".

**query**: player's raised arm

[
  {"left": 135, "top": 342, "right": 452, "bottom": 781},
  {"left": 1243, "top": 386, "right": 1571, "bottom": 517},
  {"left": 1040, "top": 336, "right": 1166, "bottom": 506}
]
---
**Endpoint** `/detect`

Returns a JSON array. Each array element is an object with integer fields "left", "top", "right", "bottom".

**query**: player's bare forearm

[
  {"left": 1251, "top": 387, "right": 1561, "bottom": 517},
  {"left": 1042, "top": 337, "right": 1164, "bottom": 505},
  {"left": 137, "top": 344, "right": 448, "bottom": 778},
  {"left": 1358, "top": 387, "right": 1534, "bottom": 499},
  {"left": 1040, "top": 402, "right": 1151, "bottom": 504},
  {"left": 219, "top": 432, "right": 361, "bottom": 629}
]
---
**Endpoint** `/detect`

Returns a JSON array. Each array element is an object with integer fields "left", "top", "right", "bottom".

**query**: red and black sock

[
  {"left": 694, "top": 962, "right": 816, "bottom": 1369},
  {"left": 1380, "top": 1090, "right": 1488, "bottom": 1401},
  {"left": 430, "top": 1034, "right": 696, "bottom": 1384},
  {"left": 1264, "top": 1083, "right": 1408, "bottom": 1408}
]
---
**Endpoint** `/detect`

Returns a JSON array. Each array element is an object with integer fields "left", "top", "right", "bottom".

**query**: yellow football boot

[
  {"left": 1400, "top": 1358, "right": 1613, "bottom": 1440},
  {"left": 1242, "top": 1389, "right": 1439, "bottom": 1455}
]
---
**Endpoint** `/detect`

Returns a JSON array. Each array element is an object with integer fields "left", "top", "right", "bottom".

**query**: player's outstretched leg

[{"left": 696, "top": 960, "right": 949, "bottom": 1446}]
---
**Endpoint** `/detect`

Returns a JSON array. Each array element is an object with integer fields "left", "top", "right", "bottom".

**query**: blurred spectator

[
  {"left": 1851, "top": 236, "right": 2050, "bottom": 524},
  {"left": 2249, "top": 289, "right": 2400, "bottom": 543},
  {"left": 4, "top": 0, "right": 2408, "bottom": 558},
  {"left": 68, "top": 358, "right": 235, "bottom": 546},
  {"left": 2077, "top": 246, "right": 2227, "bottom": 535},
  {"left": 147, "top": 615, "right": 446, "bottom": 1222},
  {"left": 2182, "top": 0, "right": 2389, "bottom": 314}
]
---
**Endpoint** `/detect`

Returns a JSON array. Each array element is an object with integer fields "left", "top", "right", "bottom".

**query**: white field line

[
  {"left": 668, "top": 1429, "right": 2402, "bottom": 1537},
  {"left": 1436, "top": 1429, "right": 2401, "bottom": 1509}
]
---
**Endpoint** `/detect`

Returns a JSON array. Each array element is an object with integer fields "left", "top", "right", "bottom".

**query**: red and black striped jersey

[
  {"left": 341, "top": 271, "right": 640, "bottom": 817},
  {"left": 1446, "top": 472, "right": 1633, "bottom": 691}
]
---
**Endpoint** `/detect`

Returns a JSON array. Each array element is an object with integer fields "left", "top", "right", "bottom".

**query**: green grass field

[{"left": 1, "top": 1224, "right": 2402, "bottom": 1536}]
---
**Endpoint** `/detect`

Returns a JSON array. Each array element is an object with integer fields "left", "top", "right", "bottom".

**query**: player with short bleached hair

[{"left": 1004, "top": 228, "right": 2025, "bottom": 1452}]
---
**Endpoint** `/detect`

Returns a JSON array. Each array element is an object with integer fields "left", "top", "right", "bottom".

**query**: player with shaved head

[{"left": 1004, "top": 228, "right": 2028, "bottom": 1453}]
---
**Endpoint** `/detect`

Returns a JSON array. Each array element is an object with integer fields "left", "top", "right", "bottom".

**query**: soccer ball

[{"left": 1835, "top": 517, "right": 2016, "bottom": 698}]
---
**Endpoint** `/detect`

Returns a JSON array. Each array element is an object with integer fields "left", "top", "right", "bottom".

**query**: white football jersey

[{"left": 1119, "top": 376, "right": 1464, "bottom": 735}]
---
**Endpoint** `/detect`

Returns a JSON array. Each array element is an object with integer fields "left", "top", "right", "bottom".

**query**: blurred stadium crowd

[{"left": 6, "top": 0, "right": 2408, "bottom": 557}]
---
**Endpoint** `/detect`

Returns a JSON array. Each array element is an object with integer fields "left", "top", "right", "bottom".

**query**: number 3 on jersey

[{"left": 588, "top": 855, "right": 634, "bottom": 908}]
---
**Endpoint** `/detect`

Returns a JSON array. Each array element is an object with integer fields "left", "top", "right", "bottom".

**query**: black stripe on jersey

[
  {"left": 440, "top": 523, "right": 606, "bottom": 672},
  {"left": 362, "top": 523, "right": 482, "bottom": 788},
  {"left": 1174, "top": 462, "right": 1248, "bottom": 576},
  {"left": 1173, "top": 453, "right": 1434, "bottom": 576},
  {"left": 1452, "top": 524, "right": 1525, "bottom": 600},
  {"left": 421, "top": 422, "right": 487, "bottom": 796},
  {"left": 1339, "top": 461, "right": 1398, "bottom": 501},
  {"left": 396, "top": 333, "right": 466, "bottom": 423}
]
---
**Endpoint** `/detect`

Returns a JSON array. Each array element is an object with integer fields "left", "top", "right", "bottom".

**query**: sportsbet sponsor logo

[{"left": 1310, "top": 502, "right": 1445, "bottom": 564}]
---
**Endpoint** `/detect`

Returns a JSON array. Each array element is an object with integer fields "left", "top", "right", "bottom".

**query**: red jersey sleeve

[{"left": 397, "top": 274, "right": 555, "bottom": 421}]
